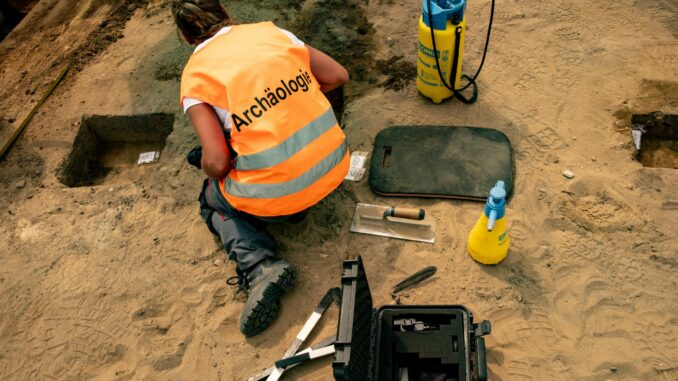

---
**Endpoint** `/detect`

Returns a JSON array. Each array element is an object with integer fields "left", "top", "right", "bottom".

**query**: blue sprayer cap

[
  {"left": 422, "top": 0, "right": 466, "bottom": 30},
  {"left": 484, "top": 181, "right": 506, "bottom": 231}
]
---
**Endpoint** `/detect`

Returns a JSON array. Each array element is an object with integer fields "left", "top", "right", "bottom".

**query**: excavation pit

[
  {"left": 631, "top": 112, "right": 678, "bottom": 169},
  {"left": 58, "top": 113, "right": 175, "bottom": 187}
]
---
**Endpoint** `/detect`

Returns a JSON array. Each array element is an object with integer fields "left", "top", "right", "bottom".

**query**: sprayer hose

[{"left": 426, "top": 0, "right": 495, "bottom": 98}]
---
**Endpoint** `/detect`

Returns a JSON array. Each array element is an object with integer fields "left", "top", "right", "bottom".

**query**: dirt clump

[{"left": 376, "top": 55, "right": 417, "bottom": 92}]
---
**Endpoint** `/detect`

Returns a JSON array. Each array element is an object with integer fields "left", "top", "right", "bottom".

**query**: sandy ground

[{"left": 0, "top": 0, "right": 677, "bottom": 380}]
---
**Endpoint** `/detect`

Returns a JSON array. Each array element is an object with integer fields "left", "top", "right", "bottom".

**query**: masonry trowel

[{"left": 350, "top": 203, "right": 435, "bottom": 243}]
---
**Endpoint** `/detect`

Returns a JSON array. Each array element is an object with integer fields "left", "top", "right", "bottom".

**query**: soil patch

[
  {"left": 376, "top": 55, "right": 417, "bottom": 92},
  {"left": 71, "top": 0, "right": 151, "bottom": 72},
  {"left": 223, "top": 0, "right": 303, "bottom": 27},
  {"left": 292, "top": 0, "right": 376, "bottom": 99},
  {"left": 634, "top": 0, "right": 678, "bottom": 37},
  {"left": 153, "top": 43, "right": 193, "bottom": 81}
]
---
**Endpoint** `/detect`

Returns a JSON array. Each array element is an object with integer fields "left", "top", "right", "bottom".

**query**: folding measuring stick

[
  {"left": 247, "top": 288, "right": 341, "bottom": 381},
  {"left": 274, "top": 344, "right": 336, "bottom": 368},
  {"left": 249, "top": 336, "right": 335, "bottom": 381}
]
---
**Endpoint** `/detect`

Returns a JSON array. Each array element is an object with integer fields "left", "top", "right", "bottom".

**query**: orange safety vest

[{"left": 180, "top": 22, "right": 349, "bottom": 217}]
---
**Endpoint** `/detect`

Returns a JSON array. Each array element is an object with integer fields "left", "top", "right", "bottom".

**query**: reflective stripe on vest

[
  {"left": 234, "top": 108, "right": 337, "bottom": 171},
  {"left": 226, "top": 139, "right": 348, "bottom": 198}
]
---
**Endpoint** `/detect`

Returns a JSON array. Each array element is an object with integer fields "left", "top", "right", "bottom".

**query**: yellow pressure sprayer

[
  {"left": 417, "top": 0, "right": 495, "bottom": 104},
  {"left": 468, "top": 181, "right": 510, "bottom": 264}
]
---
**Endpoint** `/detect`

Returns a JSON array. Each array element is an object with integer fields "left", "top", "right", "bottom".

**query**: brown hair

[{"left": 172, "top": 0, "right": 233, "bottom": 44}]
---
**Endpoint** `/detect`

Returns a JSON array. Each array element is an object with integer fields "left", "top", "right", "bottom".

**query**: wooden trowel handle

[{"left": 384, "top": 207, "right": 425, "bottom": 220}]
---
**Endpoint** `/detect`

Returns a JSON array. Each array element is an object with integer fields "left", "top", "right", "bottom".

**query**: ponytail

[{"left": 173, "top": 0, "right": 233, "bottom": 44}]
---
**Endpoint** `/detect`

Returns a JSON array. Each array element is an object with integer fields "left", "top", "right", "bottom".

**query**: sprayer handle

[{"left": 384, "top": 207, "right": 426, "bottom": 220}]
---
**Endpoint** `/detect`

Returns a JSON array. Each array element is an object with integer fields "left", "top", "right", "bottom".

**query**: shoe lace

[{"left": 226, "top": 268, "right": 249, "bottom": 294}]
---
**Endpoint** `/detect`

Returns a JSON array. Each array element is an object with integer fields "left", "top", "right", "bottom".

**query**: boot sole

[{"left": 240, "top": 264, "right": 297, "bottom": 337}]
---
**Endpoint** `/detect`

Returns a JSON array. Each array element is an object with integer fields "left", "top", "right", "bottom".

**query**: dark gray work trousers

[{"left": 199, "top": 178, "right": 306, "bottom": 271}]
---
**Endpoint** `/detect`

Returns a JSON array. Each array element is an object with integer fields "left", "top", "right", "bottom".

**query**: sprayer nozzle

[
  {"left": 487, "top": 210, "right": 497, "bottom": 231},
  {"left": 487, "top": 216, "right": 496, "bottom": 231}
]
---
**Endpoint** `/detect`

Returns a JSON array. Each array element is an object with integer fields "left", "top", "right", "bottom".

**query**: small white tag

[
  {"left": 631, "top": 130, "right": 642, "bottom": 151},
  {"left": 138, "top": 151, "right": 160, "bottom": 164},
  {"left": 345, "top": 151, "right": 369, "bottom": 181}
]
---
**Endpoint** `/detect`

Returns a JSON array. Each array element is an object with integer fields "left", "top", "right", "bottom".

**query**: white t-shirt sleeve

[
  {"left": 183, "top": 97, "right": 204, "bottom": 113},
  {"left": 278, "top": 28, "right": 304, "bottom": 46},
  {"left": 183, "top": 97, "right": 233, "bottom": 132}
]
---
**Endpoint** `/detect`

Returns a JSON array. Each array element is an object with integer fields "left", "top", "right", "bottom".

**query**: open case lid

[{"left": 333, "top": 256, "right": 374, "bottom": 380}]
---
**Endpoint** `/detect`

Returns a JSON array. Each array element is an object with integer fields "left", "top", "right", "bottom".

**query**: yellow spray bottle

[{"left": 468, "top": 181, "right": 509, "bottom": 264}]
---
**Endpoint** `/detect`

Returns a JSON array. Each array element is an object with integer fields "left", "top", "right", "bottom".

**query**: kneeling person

[{"left": 173, "top": 0, "right": 350, "bottom": 336}]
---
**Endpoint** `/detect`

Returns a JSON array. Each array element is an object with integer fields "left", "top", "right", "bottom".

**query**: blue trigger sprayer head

[{"left": 485, "top": 181, "right": 506, "bottom": 231}]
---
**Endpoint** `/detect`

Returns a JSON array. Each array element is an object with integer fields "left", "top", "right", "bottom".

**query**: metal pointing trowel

[{"left": 350, "top": 203, "right": 435, "bottom": 243}]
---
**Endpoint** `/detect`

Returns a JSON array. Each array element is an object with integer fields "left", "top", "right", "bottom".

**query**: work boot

[{"left": 230, "top": 258, "right": 297, "bottom": 337}]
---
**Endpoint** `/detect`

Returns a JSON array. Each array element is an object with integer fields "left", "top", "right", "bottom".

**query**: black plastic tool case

[{"left": 333, "top": 257, "right": 491, "bottom": 381}]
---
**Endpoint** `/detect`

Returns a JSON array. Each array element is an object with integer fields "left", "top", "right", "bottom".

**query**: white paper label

[
  {"left": 631, "top": 130, "right": 642, "bottom": 151},
  {"left": 138, "top": 151, "right": 160, "bottom": 164},
  {"left": 345, "top": 151, "right": 368, "bottom": 181}
]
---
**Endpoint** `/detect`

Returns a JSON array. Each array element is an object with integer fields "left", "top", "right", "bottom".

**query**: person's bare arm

[
  {"left": 307, "top": 45, "right": 349, "bottom": 93},
  {"left": 186, "top": 103, "right": 231, "bottom": 178}
]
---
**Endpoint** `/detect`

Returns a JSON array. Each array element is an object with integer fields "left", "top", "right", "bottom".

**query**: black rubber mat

[{"left": 369, "top": 126, "right": 513, "bottom": 201}]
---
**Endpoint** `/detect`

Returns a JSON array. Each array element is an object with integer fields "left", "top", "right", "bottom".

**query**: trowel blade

[{"left": 350, "top": 203, "right": 435, "bottom": 244}]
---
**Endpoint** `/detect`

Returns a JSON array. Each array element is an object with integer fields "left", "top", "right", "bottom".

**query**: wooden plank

[{"left": 0, "top": 61, "right": 71, "bottom": 159}]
